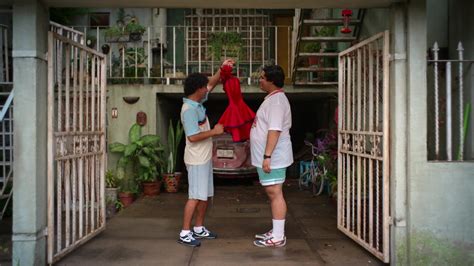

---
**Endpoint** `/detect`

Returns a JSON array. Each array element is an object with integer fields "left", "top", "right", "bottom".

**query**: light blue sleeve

[{"left": 182, "top": 108, "right": 200, "bottom": 137}]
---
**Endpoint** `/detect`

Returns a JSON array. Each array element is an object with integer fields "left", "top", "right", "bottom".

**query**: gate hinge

[{"left": 43, "top": 227, "right": 49, "bottom": 236}]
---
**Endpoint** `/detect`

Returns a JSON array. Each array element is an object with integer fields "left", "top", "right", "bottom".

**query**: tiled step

[
  {"left": 297, "top": 67, "right": 338, "bottom": 72},
  {"left": 303, "top": 19, "right": 361, "bottom": 26},
  {"left": 299, "top": 52, "right": 339, "bottom": 57},
  {"left": 294, "top": 81, "right": 338, "bottom": 86},
  {"left": 301, "top": 36, "right": 356, "bottom": 42}
]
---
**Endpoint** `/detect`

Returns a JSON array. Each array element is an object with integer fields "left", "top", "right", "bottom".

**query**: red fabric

[{"left": 218, "top": 65, "right": 256, "bottom": 142}]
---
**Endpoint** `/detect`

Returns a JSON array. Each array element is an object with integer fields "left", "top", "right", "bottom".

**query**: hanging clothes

[{"left": 218, "top": 65, "right": 256, "bottom": 142}]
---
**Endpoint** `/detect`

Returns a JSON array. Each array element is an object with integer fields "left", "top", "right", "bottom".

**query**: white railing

[
  {"left": 0, "top": 24, "right": 10, "bottom": 85},
  {"left": 0, "top": 89, "right": 13, "bottom": 220},
  {"left": 50, "top": 21, "right": 85, "bottom": 45},
  {"left": 428, "top": 41, "right": 473, "bottom": 161},
  {"left": 69, "top": 25, "right": 293, "bottom": 85}
]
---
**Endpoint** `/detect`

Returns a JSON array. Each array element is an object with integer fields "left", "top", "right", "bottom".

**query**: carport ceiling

[{"left": 44, "top": 0, "right": 403, "bottom": 8}]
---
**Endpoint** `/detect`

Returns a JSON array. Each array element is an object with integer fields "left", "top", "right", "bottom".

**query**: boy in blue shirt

[{"left": 178, "top": 59, "right": 233, "bottom": 247}]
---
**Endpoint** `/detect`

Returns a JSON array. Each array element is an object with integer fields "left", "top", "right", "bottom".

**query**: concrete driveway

[{"left": 58, "top": 180, "right": 384, "bottom": 266}]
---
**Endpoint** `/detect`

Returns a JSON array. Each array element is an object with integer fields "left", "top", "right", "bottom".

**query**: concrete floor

[{"left": 57, "top": 180, "right": 384, "bottom": 266}]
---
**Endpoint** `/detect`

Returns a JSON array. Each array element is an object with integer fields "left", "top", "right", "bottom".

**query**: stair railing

[{"left": 0, "top": 89, "right": 13, "bottom": 220}]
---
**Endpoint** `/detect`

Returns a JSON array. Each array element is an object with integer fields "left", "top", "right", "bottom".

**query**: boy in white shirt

[{"left": 250, "top": 64, "right": 293, "bottom": 247}]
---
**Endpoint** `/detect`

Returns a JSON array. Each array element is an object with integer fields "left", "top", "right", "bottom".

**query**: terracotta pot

[
  {"left": 163, "top": 173, "right": 178, "bottom": 193},
  {"left": 142, "top": 181, "right": 161, "bottom": 196},
  {"left": 308, "top": 56, "right": 320, "bottom": 66},
  {"left": 174, "top": 172, "right": 183, "bottom": 184},
  {"left": 118, "top": 192, "right": 134, "bottom": 208}
]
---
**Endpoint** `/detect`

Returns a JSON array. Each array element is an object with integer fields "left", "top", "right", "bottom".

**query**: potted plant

[
  {"left": 110, "top": 123, "right": 164, "bottom": 205},
  {"left": 163, "top": 120, "right": 184, "bottom": 193},
  {"left": 105, "top": 25, "right": 125, "bottom": 42},
  {"left": 125, "top": 18, "right": 146, "bottom": 42},
  {"left": 208, "top": 31, "right": 244, "bottom": 61},
  {"left": 303, "top": 42, "right": 321, "bottom": 66},
  {"left": 105, "top": 170, "right": 119, "bottom": 217}
]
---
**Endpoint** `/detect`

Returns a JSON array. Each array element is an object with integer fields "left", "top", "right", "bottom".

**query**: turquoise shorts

[{"left": 256, "top": 167, "right": 286, "bottom": 186}]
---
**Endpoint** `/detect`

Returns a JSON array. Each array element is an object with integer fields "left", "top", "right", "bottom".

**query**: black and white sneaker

[
  {"left": 193, "top": 227, "right": 218, "bottom": 239},
  {"left": 177, "top": 232, "right": 201, "bottom": 247},
  {"left": 255, "top": 230, "right": 272, "bottom": 240}
]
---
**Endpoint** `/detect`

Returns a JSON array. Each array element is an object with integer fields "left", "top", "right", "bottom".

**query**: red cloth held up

[{"left": 218, "top": 65, "right": 255, "bottom": 142}]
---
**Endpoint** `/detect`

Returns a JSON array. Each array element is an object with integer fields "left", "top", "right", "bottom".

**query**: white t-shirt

[{"left": 250, "top": 91, "right": 293, "bottom": 169}]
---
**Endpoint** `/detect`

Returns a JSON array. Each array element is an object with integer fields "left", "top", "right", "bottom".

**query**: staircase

[
  {"left": 292, "top": 9, "right": 365, "bottom": 87},
  {"left": 0, "top": 24, "right": 13, "bottom": 220}
]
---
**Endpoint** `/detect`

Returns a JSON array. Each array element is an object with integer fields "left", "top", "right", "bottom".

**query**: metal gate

[
  {"left": 47, "top": 24, "right": 107, "bottom": 264},
  {"left": 337, "top": 31, "right": 390, "bottom": 263}
]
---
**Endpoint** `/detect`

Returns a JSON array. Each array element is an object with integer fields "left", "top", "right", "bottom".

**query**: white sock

[
  {"left": 180, "top": 230, "right": 191, "bottom": 237},
  {"left": 272, "top": 219, "right": 285, "bottom": 240},
  {"left": 194, "top": 226, "right": 204, "bottom": 233}
]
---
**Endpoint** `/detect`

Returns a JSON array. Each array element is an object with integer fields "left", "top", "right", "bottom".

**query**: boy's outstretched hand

[
  {"left": 212, "top": 124, "right": 224, "bottom": 135},
  {"left": 222, "top": 59, "right": 235, "bottom": 67}
]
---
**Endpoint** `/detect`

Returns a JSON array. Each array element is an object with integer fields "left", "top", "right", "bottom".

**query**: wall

[
  {"left": 404, "top": 0, "right": 474, "bottom": 264},
  {"left": 107, "top": 84, "right": 158, "bottom": 169}
]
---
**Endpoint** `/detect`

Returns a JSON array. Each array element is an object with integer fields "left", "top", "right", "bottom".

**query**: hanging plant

[{"left": 208, "top": 32, "right": 244, "bottom": 60}]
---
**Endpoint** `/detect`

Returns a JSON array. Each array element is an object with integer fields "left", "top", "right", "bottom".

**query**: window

[
  {"left": 89, "top": 12, "right": 110, "bottom": 27},
  {"left": 185, "top": 9, "right": 270, "bottom": 64}
]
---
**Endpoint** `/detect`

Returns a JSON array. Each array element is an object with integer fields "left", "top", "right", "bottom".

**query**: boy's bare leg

[
  {"left": 182, "top": 199, "right": 199, "bottom": 230},
  {"left": 194, "top": 200, "right": 209, "bottom": 227},
  {"left": 264, "top": 184, "right": 287, "bottom": 219}
]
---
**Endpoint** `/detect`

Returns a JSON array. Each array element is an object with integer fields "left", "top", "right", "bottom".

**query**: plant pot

[
  {"left": 174, "top": 172, "right": 183, "bottom": 185},
  {"left": 163, "top": 173, "right": 178, "bottom": 193},
  {"left": 308, "top": 56, "right": 320, "bottom": 66},
  {"left": 106, "top": 204, "right": 117, "bottom": 218},
  {"left": 101, "top": 44, "right": 110, "bottom": 54},
  {"left": 142, "top": 181, "right": 161, "bottom": 196},
  {"left": 118, "top": 192, "right": 134, "bottom": 208},
  {"left": 106, "top": 187, "right": 118, "bottom": 202},
  {"left": 129, "top": 32, "right": 142, "bottom": 42}
]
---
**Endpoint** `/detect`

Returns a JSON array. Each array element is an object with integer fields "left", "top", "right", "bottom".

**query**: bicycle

[{"left": 298, "top": 141, "right": 327, "bottom": 196}]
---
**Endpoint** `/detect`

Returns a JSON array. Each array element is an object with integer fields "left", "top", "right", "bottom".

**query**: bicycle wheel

[
  {"left": 298, "top": 169, "right": 310, "bottom": 190},
  {"left": 312, "top": 171, "right": 325, "bottom": 196}
]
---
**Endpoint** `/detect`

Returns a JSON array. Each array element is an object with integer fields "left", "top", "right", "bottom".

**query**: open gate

[
  {"left": 337, "top": 31, "right": 390, "bottom": 263},
  {"left": 47, "top": 24, "right": 107, "bottom": 264}
]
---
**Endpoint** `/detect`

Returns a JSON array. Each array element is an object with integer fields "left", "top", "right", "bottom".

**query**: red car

[{"left": 212, "top": 134, "right": 257, "bottom": 177}]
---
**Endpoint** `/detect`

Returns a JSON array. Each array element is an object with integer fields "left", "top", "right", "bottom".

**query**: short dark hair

[
  {"left": 263, "top": 64, "right": 285, "bottom": 88},
  {"left": 184, "top": 73, "right": 208, "bottom": 96}
]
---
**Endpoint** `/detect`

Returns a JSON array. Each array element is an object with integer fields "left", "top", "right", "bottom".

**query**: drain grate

[{"left": 236, "top": 207, "right": 260, "bottom": 213}]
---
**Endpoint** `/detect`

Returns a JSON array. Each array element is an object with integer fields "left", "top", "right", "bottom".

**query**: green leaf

[
  {"left": 117, "top": 157, "right": 129, "bottom": 168},
  {"left": 116, "top": 167, "right": 125, "bottom": 180},
  {"left": 138, "top": 155, "right": 151, "bottom": 168},
  {"left": 124, "top": 143, "right": 138, "bottom": 157},
  {"left": 129, "top": 123, "right": 142, "bottom": 143},
  {"left": 140, "top": 135, "right": 160, "bottom": 146},
  {"left": 109, "top": 142, "right": 126, "bottom": 153}
]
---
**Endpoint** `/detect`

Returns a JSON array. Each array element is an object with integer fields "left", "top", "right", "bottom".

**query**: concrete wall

[
  {"left": 402, "top": 0, "right": 474, "bottom": 264},
  {"left": 107, "top": 84, "right": 158, "bottom": 169}
]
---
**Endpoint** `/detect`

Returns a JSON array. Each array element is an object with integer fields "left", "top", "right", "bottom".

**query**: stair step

[
  {"left": 303, "top": 19, "right": 361, "bottom": 26},
  {"left": 301, "top": 36, "right": 356, "bottom": 42},
  {"left": 297, "top": 67, "right": 338, "bottom": 72},
  {"left": 299, "top": 52, "right": 339, "bottom": 57},
  {"left": 295, "top": 81, "right": 338, "bottom": 86}
]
